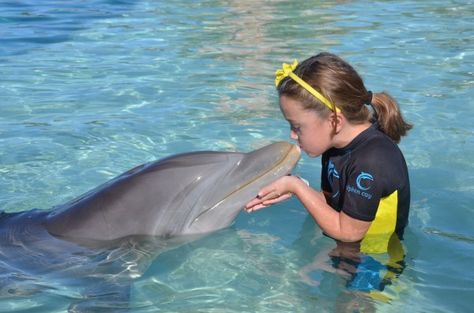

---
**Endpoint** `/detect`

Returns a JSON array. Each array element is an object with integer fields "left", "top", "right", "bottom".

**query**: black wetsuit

[{"left": 321, "top": 123, "right": 410, "bottom": 253}]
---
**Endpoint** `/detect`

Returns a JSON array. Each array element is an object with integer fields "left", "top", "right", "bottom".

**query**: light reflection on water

[{"left": 0, "top": 0, "right": 473, "bottom": 312}]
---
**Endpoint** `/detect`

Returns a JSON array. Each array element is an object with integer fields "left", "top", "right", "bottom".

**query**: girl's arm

[{"left": 245, "top": 175, "right": 371, "bottom": 242}]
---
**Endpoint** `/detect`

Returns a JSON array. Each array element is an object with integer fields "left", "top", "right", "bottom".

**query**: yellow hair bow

[{"left": 275, "top": 60, "right": 341, "bottom": 113}]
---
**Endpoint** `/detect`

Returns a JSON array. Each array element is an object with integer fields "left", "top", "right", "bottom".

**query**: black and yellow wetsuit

[{"left": 321, "top": 123, "right": 410, "bottom": 254}]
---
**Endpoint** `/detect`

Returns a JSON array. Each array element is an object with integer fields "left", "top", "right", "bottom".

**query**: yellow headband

[{"left": 275, "top": 60, "right": 341, "bottom": 113}]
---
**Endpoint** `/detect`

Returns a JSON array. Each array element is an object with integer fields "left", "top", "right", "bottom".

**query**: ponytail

[{"left": 371, "top": 92, "right": 412, "bottom": 143}]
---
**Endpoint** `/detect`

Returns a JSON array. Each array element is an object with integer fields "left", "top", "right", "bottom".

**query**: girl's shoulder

[
  {"left": 323, "top": 124, "right": 407, "bottom": 170},
  {"left": 351, "top": 124, "right": 402, "bottom": 155},
  {"left": 350, "top": 128, "right": 408, "bottom": 179}
]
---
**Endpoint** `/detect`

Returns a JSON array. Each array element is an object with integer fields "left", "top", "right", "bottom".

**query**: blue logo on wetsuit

[
  {"left": 356, "top": 172, "right": 374, "bottom": 191},
  {"left": 328, "top": 161, "right": 340, "bottom": 181},
  {"left": 346, "top": 171, "right": 374, "bottom": 200},
  {"left": 327, "top": 161, "right": 340, "bottom": 198}
]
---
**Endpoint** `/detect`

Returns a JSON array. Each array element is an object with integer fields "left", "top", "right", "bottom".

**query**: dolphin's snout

[
  {"left": 289, "top": 142, "right": 301, "bottom": 158},
  {"left": 273, "top": 141, "right": 301, "bottom": 169}
]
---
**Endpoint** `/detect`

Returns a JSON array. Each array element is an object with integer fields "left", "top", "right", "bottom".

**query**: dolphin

[
  {"left": 0, "top": 141, "right": 300, "bottom": 311},
  {"left": 44, "top": 141, "right": 300, "bottom": 242}
]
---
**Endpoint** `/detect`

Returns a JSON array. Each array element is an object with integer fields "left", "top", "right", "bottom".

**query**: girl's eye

[{"left": 291, "top": 124, "right": 301, "bottom": 133}]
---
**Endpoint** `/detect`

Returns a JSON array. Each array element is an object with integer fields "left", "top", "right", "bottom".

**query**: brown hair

[{"left": 277, "top": 52, "right": 412, "bottom": 143}]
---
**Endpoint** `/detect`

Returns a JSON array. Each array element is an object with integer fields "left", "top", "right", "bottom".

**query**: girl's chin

[
  {"left": 298, "top": 145, "right": 321, "bottom": 158},
  {"left": 304, "top": 151, "right": 321, "bottom": 158}
]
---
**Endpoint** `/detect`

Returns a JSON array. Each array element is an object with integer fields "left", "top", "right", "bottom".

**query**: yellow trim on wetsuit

[
  {"left": 361, "top": 203, "right": 406, "bottom": 302},
  {"left": 368, "top": 233, "right": 406, "bottom": 302},
  {"left": 361, "top": 190, "right": 398, "bottom": 254}
]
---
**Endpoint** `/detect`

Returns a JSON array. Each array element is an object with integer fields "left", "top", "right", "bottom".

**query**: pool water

[{"left": 1, "top": 0, "right": 473, "bottom": 312}]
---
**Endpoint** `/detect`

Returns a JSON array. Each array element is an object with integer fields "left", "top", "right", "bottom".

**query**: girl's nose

[{"left": 290, "top": 130, "right": 298, "bottom": 140}]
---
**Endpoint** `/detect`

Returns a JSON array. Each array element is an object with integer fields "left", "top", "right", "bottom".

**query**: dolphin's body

[
  {"left": 44, "top": 141, "right": 300, "bottom": 241},
  {"left": 0, "top": 142, "right": 300, "bottom": 311}
]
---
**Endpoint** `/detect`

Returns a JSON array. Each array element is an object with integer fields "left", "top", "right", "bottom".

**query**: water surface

[{"left": 1, "top": 0, "right": 473, "bottom": 312}]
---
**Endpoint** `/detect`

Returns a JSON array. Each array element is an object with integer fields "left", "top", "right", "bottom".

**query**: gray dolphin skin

[{"left": 44, "top": 141, "right": 301, "bottom": 242}]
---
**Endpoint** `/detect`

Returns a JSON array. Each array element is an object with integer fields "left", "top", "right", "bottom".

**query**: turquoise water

[{"left": 1, "top": 0, "right": 473, "bottom": 312}]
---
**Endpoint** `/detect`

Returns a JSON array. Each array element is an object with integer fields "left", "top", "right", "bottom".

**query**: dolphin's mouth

[{"left": 190, "top": 143, "right": 300, "bottom": 225}]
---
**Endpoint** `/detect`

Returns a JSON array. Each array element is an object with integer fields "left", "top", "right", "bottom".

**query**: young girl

[{"left": 245, "top": 52, "right": 412, "bottom": 255}]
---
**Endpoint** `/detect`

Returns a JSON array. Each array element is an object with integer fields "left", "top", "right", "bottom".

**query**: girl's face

[{"left": 279, "top": 95, "right": 334, "bottom": 157}]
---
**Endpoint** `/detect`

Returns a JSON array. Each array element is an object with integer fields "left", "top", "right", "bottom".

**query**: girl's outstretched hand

[{"left": 244, "top": 175, "right": 298, "bottom": 212}]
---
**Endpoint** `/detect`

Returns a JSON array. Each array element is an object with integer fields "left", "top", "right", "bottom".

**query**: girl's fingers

[
  {"left": 258, "top": 190, "right": 281, "bottom": 202},
  {"left": 245, "top": 192, "right": 293, "bottom": 212},
  {"left": 245, "top": 189, "right": 277, "bottom": 210},
  {"left": 245, "top": 197, "right": 262, "bottom": 209},
  {"left": 262, "top": 193, "right": 292, "bottom": 205},
  {"left": 245, "top": 203, "right": 268, "bottom": 212}
]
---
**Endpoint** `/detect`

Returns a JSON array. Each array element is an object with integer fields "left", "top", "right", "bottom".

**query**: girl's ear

[{"left": 329, "top": 112, "right": 344, "bottom": 134}]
